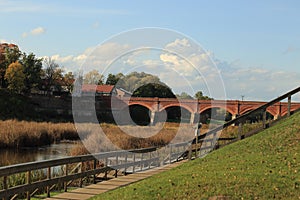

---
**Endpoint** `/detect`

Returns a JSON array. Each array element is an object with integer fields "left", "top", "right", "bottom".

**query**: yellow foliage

[{"left": 4, "top": 61, "right": 25, "bottom": 93}]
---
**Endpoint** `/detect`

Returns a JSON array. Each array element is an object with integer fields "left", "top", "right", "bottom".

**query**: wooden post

[
  {"left": 132, "top": 153, "right": 136, "bottom": 173},
  {"left": 26, "top": 171, "right": 31, "bottom": 200},
  {"left": 148, "top": 152, "right": 151, "bottom": 169},
  {"left": 64, "top": 164, "right": 68, "bottom": 192},
  {"left": 195, "top": 136, "right": 198, "bottom": 158},
  {"left": 46, "top": 167, "right": 51, "bottom": 198},
  {"left": 80, "top": 162, "right": 84, "bottom": 187},
  {"left": 115, "top": 154, "right": 118, "bottom": 178},
  {"left": 104, "top": 157, "right": 108, "bottom": 179},
  {"left": 188, "top": 144, "right": 192, "bottom": 160},
  {"left": 262, "top": 109, "right": 267, "bottom": 129},
  {"left": 287, "top": 94, "right": 291, "bottom": 117},
  {"left": 124, "top": 153, "right": 128, "bottom": 175},
  {"left": 238, "top": 122, "right": 243, "bottom": 140},
  {"left": 169, "top": 145, "right": 172, "bottom": 164},
  {"left": 140, "top": 153, "right": 144, "bottom": 171},
  {"left": 93, "top": 159, "right": 97, "bottom": 184},
  {"left": 2, "top": 176, "right": 7, "bottom": 200}
]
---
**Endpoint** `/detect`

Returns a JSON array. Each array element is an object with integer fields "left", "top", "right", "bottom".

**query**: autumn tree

[
  {"left": 83, "top": 70, "right": 104, "bottom": 85},
  {"left": 4, "top": 61, "right": 25, "bottom": 93},
  {"left": 63, "top": 71, "right": 74, "bottom": 93},
  {"left": 0, "top": 46, "right": 21, "bottom": 88}
]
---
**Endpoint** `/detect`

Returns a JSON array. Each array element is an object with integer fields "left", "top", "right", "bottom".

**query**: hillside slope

[{"left": 91, "top": 111, "right": 300, "bottom": 199}]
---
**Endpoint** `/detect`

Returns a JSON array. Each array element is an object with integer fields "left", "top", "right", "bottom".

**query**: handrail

[
  {"left": 0, "top": 142, "right": 189, "bottom": 199},
  {"left": 192, "top": 86, "right": 300, "bottom": 144}
]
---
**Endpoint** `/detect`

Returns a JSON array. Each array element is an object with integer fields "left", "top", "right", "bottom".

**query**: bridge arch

[
  {"left": 128, "top": 104, "right": 151, "bottom": 126},
  {"left": 159, "top": 104, "right": 194, "bottom": 114},
  {"left": 159, "top": 105, "right": 192, "bottom": 123},
  {"left": 128, "top": 102, "right": 155, "bottom": 112},
  {"left": 199, "top": 106, "right": 234, "bottom": 123},
  {"left": 240, "top": 108, "right": 275, "bottom": 118}
]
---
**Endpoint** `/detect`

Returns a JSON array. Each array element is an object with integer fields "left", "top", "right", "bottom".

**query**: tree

[
  {"left": 52, "top": 68, "right": 64, "bottom": 93},
  {"left": 0, "top": 46, "right": 21, "bottom": 88},
  {"left": 21, "top": 53, "right": 43, "bottom": 93},
  {"left": 43, "top": 57, "right": 59, "bottom": 94},
  {"left": 176, "top": 92, "right": 193, "bottom": 99},
  {"left": 83, "top": 70, "right": 104, "bottom": 85},
  {"left": 194, "top": 90, "right": 213, "bottom": 100},
  {"left": 132, "top": 83, "right": 175, "bottom": 98},
  {"left": 105, "top": 73, "right": 124, "bottom": 85},
  {"left": 63, "top": 71, "right": 74, "bottom": 93},
  {"left": 4, "top": 61, "right": 25, "bottom": 93}
]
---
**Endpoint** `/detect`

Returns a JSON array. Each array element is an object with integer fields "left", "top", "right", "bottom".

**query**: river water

[{"left": 0, "top": 142, "right": 77, "bottom": 167}]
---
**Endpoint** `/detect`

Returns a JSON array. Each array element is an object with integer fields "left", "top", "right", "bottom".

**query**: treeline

[
  {"left": 0, "top": 45, "right": 74, "bottom": 95},
  {"left": 82, "top": 70, "right": 213, "bottom": 99},
  {"left": 0, "top": 44, "right": 212, "bottom": 99}
]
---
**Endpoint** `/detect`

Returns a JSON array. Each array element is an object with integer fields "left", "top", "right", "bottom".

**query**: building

[{"left": 81, "top": 84, "right": 116, "bottom": 96}]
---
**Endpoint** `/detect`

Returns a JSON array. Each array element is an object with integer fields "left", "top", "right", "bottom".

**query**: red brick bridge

[{"left": 109, "top": 97, "right": 300, "bottom": 124}]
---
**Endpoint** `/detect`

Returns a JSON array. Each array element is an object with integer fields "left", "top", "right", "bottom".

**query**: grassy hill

[{"left": 91, "top": 111, "right": 300, "bottom": 200}]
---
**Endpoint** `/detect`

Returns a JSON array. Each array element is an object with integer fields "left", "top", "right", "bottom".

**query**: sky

[{"left": 1, "top": 0, "right": 300, "bottom": 101}]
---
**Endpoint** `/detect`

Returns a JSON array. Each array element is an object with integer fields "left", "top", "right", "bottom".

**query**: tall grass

[
  {"left": 0, "top": 120, "right": 78, "bottom": 148},
  {"left": 70, "top": 123, "right": 211, "bottom": 156}
]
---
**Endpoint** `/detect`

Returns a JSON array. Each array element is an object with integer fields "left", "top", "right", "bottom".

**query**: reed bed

[
  {"left": 0, "top": 120, "right": 78, "bottom": 148},
  {"left": 70, "top": 123, "right": 211, "bottom": 156}
]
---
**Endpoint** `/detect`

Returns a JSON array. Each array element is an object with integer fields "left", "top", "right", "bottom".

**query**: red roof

[{"left": 82, "top": 84, "right": 114, "bottom": 93}]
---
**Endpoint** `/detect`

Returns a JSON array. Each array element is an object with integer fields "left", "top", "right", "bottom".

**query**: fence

[
  {"left": 0, "top": 143, "right": 189, "bottom": 200},
  {"left": 182, "top": 86, "right": 300, "bottom": 158}
]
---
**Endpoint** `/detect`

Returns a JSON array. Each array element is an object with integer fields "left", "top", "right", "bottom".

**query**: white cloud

[
  {"left": 46, "top": 43, "right": 131, "bottom": 73},
  {"left": 0, "top": 39, "right": 8, "bottom": 43},
  {"left": 31, "top": 27, "right": 45, "bottom": 35},
  {"left": 92, "top": 21, "right": 100, "bottom": 29},
  {"left": 22, "top": 27, "right": 46, "bottom": 38},
  {"left": 44, "top": 38, "right": 300, "bottom": 101}
]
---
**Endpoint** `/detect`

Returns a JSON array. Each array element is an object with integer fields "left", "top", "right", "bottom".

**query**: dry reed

[{"left": 0, "top": 120, "right": 78, "bottom": 148}]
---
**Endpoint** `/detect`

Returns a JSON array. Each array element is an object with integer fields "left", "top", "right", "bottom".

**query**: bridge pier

[
  {"left": 190, "top": 113, "right": 200, "bottom": 124},
  {"left": 150, "top": 111, "right": 156, "bottom": 125},
  {"left": 150, "top": 111, "right": 167, "bottom": 125}
]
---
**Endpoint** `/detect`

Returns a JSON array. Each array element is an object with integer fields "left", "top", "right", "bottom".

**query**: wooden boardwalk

[{"left": 45, "top": 161, "right": 186, "bottom": 200}]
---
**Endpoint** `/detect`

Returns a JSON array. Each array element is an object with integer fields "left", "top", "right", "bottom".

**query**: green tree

[
  {"left": 105, "top": 73, "right": 124, "bottom": 85},
  {"left": 133, "top": 83, "right": 175, "bottom": 98},
  {"left": 4, "top": 61, "right": 25, "bottom": 93},
  {"left": 83, "top": 70, "right": 104, "bottom": 85},
  {"left": 194, "top": 90, "right": 213, "bottom": 100},
  {"left": 176, "top": 92, "right": 194, "bottom": 99},
  {"left": 21, "top": 53, "right": 43, "bottom": 93}
]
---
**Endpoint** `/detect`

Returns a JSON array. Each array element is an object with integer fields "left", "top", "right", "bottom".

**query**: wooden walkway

[{"left": 45, "top": 161, "right": 186, "bottom": 200}]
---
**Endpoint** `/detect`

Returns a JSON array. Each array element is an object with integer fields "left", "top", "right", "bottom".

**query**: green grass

[{"left": 90, "top": 111, "right": 300, "bottom": 200}]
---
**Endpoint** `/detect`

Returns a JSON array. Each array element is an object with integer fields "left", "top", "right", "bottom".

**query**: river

[{"left": 0, "top": 142, "right": 77, "bottom": 167}]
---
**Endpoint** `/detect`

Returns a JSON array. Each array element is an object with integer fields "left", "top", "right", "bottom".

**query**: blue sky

[{"left": 1, "top": 0, "right": 300, "bottom": 100}]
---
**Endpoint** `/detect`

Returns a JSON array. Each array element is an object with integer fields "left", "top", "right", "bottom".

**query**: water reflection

[{"left": 0, "top": 143, "right": 76, "bottom": 167}]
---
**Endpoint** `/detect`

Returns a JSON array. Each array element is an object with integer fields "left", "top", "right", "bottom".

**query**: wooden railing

[
  {"left": 181, "top": 86, "right": 300, "bottom": 159},
  {"left": 0, "top": 142, "right": 189, "bottom": 200}
]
